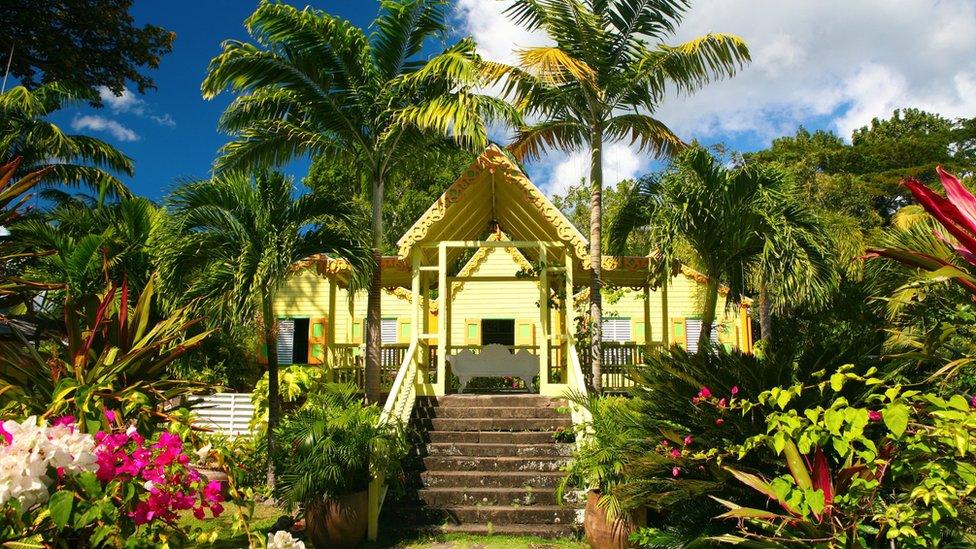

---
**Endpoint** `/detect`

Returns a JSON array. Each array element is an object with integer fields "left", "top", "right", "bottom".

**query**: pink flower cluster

[
  {"left": 94, "top": 428, "right": 223, "bottom": 525},
  {"left": 691, "top": 385, "right": 739, "bottom": 426}
]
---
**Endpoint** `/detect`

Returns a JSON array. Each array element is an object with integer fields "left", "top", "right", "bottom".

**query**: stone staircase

[{"left": 383, "top": 394, "right": 581, "bottom": 538}]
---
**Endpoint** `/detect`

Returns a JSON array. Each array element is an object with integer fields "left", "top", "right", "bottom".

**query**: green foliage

[
  {"left": 271, "top": 383, "right": 408, "bottom": 508},
  {"left": 557, "top": 392, "right": 639, "bottom": 520},
  {"left": 611, "top": 146, "right": 835, "bottom": 346},
  {"left": 0, "top": 0, "right": 173, "bottom": 96},
  {"left": 551, "top": 178, "right": 652, "bottom": 255},
  {"left": 710, "top": 374, "right": 976, "bottom": 547},
  {"left": 0, "top": 84, "right": 134, "bottom": 196},
  {"left": 0, "top": 277, "right": 211, "bottom": 432},
  {"left": 249, "top": 364, "right": 325, "bottom": 435}
]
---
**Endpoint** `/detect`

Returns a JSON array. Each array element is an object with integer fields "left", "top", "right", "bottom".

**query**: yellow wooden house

[{"left": 270, "top": 145, "right": 751, "bottom": 395}]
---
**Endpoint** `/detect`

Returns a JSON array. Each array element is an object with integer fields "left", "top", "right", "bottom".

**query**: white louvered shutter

[
  {"left": 381, "top": 318, "right": 398, "bottom": 344},
  {"left": 277, "top": 319, "right": 295, "bottom": 365},
  {"left": 602, "top": 318, "right": 632, "bottom": 342},
  {"left": 685, "top": 320, "right": 719, "bottom": 353}
]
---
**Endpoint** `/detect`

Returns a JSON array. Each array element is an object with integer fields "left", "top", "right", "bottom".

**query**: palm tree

[
  {"left": 200, "top": 0, "right": 515, "bottom": 403},
  {"left": 155, "top": 170, "right": 368, "bottom": 487},
  {"left": 492, "top": 0, "right": 750, "bottom": 390},
  {"left": 0, "top": 83, "right": 134, "bottom": 198},
  {"left": 610, "top": 147, "right": 834, "bottom": 350}
]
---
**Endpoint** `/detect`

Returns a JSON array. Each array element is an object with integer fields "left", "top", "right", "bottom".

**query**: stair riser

[
  {"left": 388, "top": 506, "right": 579, "bottom": 525},
  {"left": 424, "top": 431, "right": 562, "bottom": 444},
  {"left": 426, "top": 395, "right": 565, "bottom": 408},
  {"left": 421, "top": 418, "right": 572, "bottom": 432},
  {"left": 420, "top": 456, "right": 568, "bottom": 472},
  {"left": 414, "top": 406, "right": 566, "bottom": 419},
  {"left": 413, "top": 472, "right": 565, "bottom": 489},
  {"left": 383, "top": 524, "right": 579, "bottom": 539},
  {"left": 423, "top": 443, "right": 574, "bottom": 457},
  {"left": 411, "top": 489, "right": 559, "bottom": 506}
]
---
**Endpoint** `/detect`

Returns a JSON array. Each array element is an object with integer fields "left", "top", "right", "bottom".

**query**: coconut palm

[
  {"left": 0, "top": 83, "right": 133, "bottom": 198},
  {"left": 610, "top": 147, "right": 834, "bottom": 350},
  {"left": 155, "top": 170, "right": 368, "bottom": 487},
  {"left": 491, "top": 0, "right": 750, "bottom": 390},
  {"left": 201, "top": 0, "right": 516, "bottom": 403}
]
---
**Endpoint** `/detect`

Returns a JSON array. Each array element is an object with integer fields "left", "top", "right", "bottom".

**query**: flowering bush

[
  {"left": 0, "top": 415, "right": 224, "bottom": 546},
  {"left": 691, "top": 367, "right": 976, "bottom": 547},
  {"left": 267, "top": 530, "right": 306, "bottom": 549}
]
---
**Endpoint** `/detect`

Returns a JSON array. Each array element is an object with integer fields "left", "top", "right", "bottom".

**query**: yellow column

[
  {"left": 643, "top": 283, "right": 652, "bottom": 356},
  {"left": 538, "top": 243, "right": 550, "bottom": 394},
  {"left": 661, "top": 276, "right": 670, "bottom": 346},
  {"left": 436, "top": 243, "right": 448, "bottom": 395},
  {"left": 411, "top": 252, "right": 421, "bottom": 389},
  {"left": 327, "top": 277, "right": 337, "bottom": 368}
]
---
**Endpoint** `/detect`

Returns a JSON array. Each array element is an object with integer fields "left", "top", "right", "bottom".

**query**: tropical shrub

[
  {"left": 867, "top": 166, "right": 976, "bottom": 297},
  {"left": 270, "top": 384, "right": 407, "bottom": 510},
  {"left": 557, "top": 392, "right": 639, "bottom": 519},
  {"left": 621, "top": 344, "right": 877, "bottom": 545},
  {"left": 0, "top": 416, "right": 224, "bottom": 546},
  {"left": 0, "top": 277, "right": 211, "bottom": 432},
  {"left": 703, "top": 369, "right": 976, "bottom": 547}
]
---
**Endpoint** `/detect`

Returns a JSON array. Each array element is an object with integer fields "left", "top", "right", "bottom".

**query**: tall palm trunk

[
  {"left": 699, "top": 277, "right": 720, "bottom": 351},
  {"left": 261, "top": 293, "right": 279, "bottom": 488},
  {"left": 758, "top": 283, "right": 772, "bottom": 341},
  {"left": 365, "top": 173, "right": 384, "bottom": 404},
  {"left": 588, "top": 127, "right": 603, "bottom": 393}
]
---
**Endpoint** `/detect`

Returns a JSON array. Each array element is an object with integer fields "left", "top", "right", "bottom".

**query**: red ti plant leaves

[
  {"left": 810, "top": 447, "right": 834, "bottom": 513},
  {"left": 866, "top": 167, "right": 976, "bottom": 296}
]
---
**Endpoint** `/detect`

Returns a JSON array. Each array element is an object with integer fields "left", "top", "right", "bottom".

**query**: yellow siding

[
  {"left": 273, "top": 270, "right": 413, "bottom": 344},
  {"left": 448, "top": 247, "right": 551, "bottom": 345},
  {"left": 603, "top": 273, "right": 748, "bottom": 350}
]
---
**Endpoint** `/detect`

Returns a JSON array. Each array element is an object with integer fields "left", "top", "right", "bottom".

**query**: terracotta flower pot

[
  {"left": 304, "top": 490, "right": 369, "bottom": 549},
  {"left": 584, "top": 490, "right": 645, "bottom": 549}
]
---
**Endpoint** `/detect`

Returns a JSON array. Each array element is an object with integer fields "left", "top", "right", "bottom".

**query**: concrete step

[
  {"left": 382, "top": 522, "right": 579, "bottom": 540},
  {"left": 421, "top": 417, "right": 572, "bottom": 432},
  {"left": 427, "top": 394, "right": 565, "bottom": 408},
  {"left": 411, "top": 487, "right": 560, "bottom": 506},
  {"left": 424, "top": 430, "right": 564, "bottom": 444},
  {"left": 423, "top": 442, "right": 574, "bottom": 457},
  {"left": 415, "top": 406, "right": 566, "bottom": 419},
  {"left": 413, "top": 470, "right": 566, "bottom": 489},
  {"left": 387, "top": 504, "right": 579, "bottom": 525},
  {"left": 420, "top": 455, "right": 568, "bottom": 473}
]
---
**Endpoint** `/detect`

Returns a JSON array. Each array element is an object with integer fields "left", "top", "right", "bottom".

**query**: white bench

[{"left": 448, "top": 344, "right": 539, "bottom": 392}]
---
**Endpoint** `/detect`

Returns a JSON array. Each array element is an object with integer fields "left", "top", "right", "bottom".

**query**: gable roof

[{"left": 396, "top": 145, "right": 589, "bottom": 269}]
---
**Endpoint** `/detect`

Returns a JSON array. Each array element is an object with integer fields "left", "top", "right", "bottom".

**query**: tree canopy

[{"left": 0, "top": 0, "right": 174, "bottom": 97}]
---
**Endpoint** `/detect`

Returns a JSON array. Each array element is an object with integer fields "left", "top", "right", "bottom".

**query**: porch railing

[
  {"left": 580, "top": 341, "right": 660, "bottom": 392},
  {"left": 367, "top": 339, "right": 419, "bottom": 541},
  {"left": 325, "top": 343, "right": 404, "bottom": 392}
]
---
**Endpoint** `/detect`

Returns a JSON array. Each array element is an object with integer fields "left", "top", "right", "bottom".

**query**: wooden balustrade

[{"left": 579, "top": 341, "right": 659, "bottom": 392}]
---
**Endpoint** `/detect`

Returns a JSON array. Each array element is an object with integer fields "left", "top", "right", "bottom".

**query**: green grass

[
  {"left": 365, "top": 532, "right": 587, "bottom": 549},
  {"left": 181, "top": 501, "right": 282, "bottom": 548},
  {"left": 180, "top": 503, "right": 585, "bottom": 548}
]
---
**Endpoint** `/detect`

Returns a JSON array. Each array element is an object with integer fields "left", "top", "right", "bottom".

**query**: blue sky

[{"left": 47, "top": 0, "right": 976, "bottom": 200}]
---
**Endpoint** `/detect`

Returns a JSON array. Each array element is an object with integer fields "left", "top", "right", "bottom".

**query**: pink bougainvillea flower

[
  {"left": 971, "top": 395, "right": 976, "bottom": 409},
  {"left": 715, "top": 418, "right": 725, "bottom": 426},
  {"left": 718, "top": 398, "right": 727, "bottom": 409},
  {"left": 683, "top": 435, "right": 693, "bottom": 446},
  {"left": 210, "top": 502, "right": 224, "bottom": 517},
  {"left": 672, "top": 467, "right": 681, "bottom": 477},
  {"left": 203, "top": 481, "right": 223, "bottom": 504},
  {"left": 52, "top": 415, "right": 76, "bottom": 429},
  {"left": 698, "top": 387, "right": 712, "bottom": 399},
  {"left": 868, "top": 410, "right": 882, "bottom": 422},
  {"left": 731, "top": 386, "right": 739, "bottom": 396},
  {"left": 0, "top": 423, "right": 11, "bottom": 445},
  {"left": 660, "top": 439, "right": 670, "bottom": 448},
  {"left": 691, "top": 396, "right": 700, "bottom": 405},
  {"left": 193, "top": 506, "right": 206, "bottom": 520},
  {"left": 103, "top": 408, "right": 117, "bottom": 423},
  {"left": 669, "top": 448, "right": 681, "bottom": 459}
]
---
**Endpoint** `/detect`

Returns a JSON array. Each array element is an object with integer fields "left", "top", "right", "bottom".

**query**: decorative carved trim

[
  {"left": 394, "top": 145, "right": 590, "bottom": 264},
  {"left": 451, "top": 231, "right": 535, "bottom": 299}
]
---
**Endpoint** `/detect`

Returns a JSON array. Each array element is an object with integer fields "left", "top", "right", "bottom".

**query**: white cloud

[
  {"left": 98, "top": 86, "right": 145, "bottom": 115},
  {"left": 97, "top": 85, "right": 176, "bottom": 127},
  {"left": 71, "top": 115, "right": 139, "bottom": 142},
  {"left": 547, "top": 143, "right": 647, "bottom": 196},
  {"left": 455, "top": 0, "right": 976, "bottom": 192}
]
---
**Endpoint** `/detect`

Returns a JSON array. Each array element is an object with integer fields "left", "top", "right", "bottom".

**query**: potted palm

[
  {"left": 558, "top": 393, "right": 644, "bottom": 549},
  {"left": 271, "top": 384, "right": 406, "bottom": 549}
]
